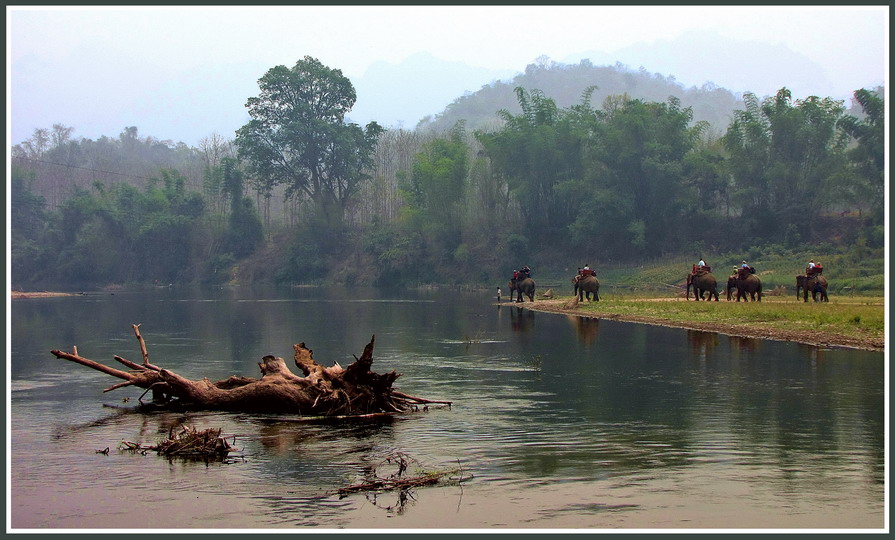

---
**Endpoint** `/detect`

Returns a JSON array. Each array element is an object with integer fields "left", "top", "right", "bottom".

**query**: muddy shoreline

[{"left": 514, "top": 298, "right": 885, "bottom": 353}]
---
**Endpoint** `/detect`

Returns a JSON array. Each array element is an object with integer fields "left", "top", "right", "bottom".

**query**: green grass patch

[{"left": 557, "top": 295, "right": 884, "bottom": 341}]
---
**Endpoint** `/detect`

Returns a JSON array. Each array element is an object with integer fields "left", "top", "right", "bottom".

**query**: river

[{"left": 8, "top": 286, "right": 886, "bottom": 530}]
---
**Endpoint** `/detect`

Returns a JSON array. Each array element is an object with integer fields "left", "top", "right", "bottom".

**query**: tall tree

[
  {"left": 588, "top": 95, "right": 699, "bottom": 255},
  {"left": 235, "top": 56, "right": 384, "bottom": 235}
]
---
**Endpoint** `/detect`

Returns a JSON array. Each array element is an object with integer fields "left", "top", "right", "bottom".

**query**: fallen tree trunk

[{"left": 51, "top": 325, "right": 451, "bottom": 416}]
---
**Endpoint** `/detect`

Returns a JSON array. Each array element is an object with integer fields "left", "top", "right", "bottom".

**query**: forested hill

[
  {"left": 10, "top": 54, "right": 884, "bottom": 292},
  {"left": 417, "top": 59, "right": 745, "bottom": 135}
]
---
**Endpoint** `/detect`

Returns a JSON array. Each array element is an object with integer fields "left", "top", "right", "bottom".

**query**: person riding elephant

[
  {"left": 734, "top": 267, "right": 762, "bottom": 302},
  {"left": 796, "top": 273, "right": 829, "bottom": 302},
  {"left": 687, "top": 266, "right": 719, "bottom": 301},
  {"left": 509, "top": 276, "right": 536, "bottom": 303},
  {"left": 573, "top": 272, "right": 600, "bottom": 302}
]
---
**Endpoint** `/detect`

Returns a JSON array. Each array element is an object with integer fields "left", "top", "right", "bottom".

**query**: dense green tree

[
  {"left": 25, "top": 170, "right": 207, "bottom": 287},
  {"left": 399, "top": 122, "right": 469, "bottom": 262},
  {"left": 219, "top": 157, "right": 264, "bottom": 258},
  {"left": 723, "top": 88, "right": 849, "bottom": 239},
  {"left": 476, "top": 87, "right": 584, "bottom": 246},
  {"left": 587, "top": 96, "right": 700, "bottom": 256},
  {"left": 10, "top": 165, "right": 50, "bottom": 286},
  {"left": 235, "top": 56, "right": 384, "bottom": 237}
]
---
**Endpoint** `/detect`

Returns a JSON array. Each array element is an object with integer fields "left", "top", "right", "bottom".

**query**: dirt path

[{"left": 515, "top": 298, "right": 885, "bottom": 352}]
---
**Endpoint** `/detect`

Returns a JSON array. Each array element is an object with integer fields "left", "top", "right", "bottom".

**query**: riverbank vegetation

[{"left": 10, "top": 58, "right": 884, "bottom": 294}]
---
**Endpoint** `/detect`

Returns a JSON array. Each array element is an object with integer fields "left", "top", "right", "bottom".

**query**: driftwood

[
  {"left": 51, "top": 324, "right": 451, "bottom": 416},
  {"left": 336, "top": 451, "right": 472, "bottom": 497},
  {"left": 120, "top": 425, "right": 240, "bottom": 461}
]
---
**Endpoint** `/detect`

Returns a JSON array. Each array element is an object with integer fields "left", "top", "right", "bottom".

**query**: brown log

[{"left": 52, "top": 328, "right": 445, "bottom": 416}]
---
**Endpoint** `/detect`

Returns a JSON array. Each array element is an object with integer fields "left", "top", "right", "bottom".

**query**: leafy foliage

[
  {"left": 9, "top": 65, "right": 885, "bottom": 291},
  {"left": 236, "top": 56, "right": 384, "bottom": 234}
]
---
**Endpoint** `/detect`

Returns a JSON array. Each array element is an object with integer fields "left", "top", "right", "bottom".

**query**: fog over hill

[
  {"left": 347, "top": 30, "right": 880, "bottom": 132},
  {"left": 10, "top": 27, "right": 883, "bottom": 146}
]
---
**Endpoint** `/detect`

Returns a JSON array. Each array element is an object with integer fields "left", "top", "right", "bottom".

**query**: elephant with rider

[
  {"left": 508, "top": 277, "right": 536, "bottom": 303},
  {"left": 796, "top": 274, "right": 828, "bottom": 302},
  {"left": 734, "top": 266, "right": 762, "bottom": 302},
  {"left": 686, "top": 266, "right": 719, "bottom": 301},
  {"left": 572, "top": 273, "right": 600, "bottom": 302}
]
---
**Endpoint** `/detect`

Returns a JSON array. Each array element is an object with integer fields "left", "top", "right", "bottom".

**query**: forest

[{"left": 10, "top": 57, "right": 885, "bottom": 291}]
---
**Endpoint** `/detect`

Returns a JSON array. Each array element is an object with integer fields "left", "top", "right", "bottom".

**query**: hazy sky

[{"left": 6, "top": 5, "right": 889, "bottom": 147}]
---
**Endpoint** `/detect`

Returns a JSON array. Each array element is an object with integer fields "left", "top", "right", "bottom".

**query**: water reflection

[
  {"left": 566, "top": 315, "right": 600, "bottom": 345},
  {"left": 9, "top": 287, "right": 886, "bottom": 529},
  {"left": 730, "top": 335, "right": 761, "bottom": 354},
  {"left": 687, "top": 329, "right": 718, "bottom": 360},
  {"left": 508, "top": 306, "right": 535, "bottom": 334}
]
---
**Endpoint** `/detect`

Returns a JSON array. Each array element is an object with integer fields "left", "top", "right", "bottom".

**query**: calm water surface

[{"left": 8, "top": 287, "right": 886, "bottom": 530}]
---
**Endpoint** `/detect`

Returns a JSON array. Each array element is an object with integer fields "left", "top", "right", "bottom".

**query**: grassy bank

[{"left": 525, "top": 295, "right": 885, "bottom": 351}]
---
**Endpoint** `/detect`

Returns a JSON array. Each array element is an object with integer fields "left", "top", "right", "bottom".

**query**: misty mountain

[
  {"left": 563, "top": 30, "right": 841, "bottom": 101},
  {"left": 416, "top": 59, "right": 746, "bottom": 135},
  {"left": 352, "top": 30, "right": 873, "bottom": 135}
]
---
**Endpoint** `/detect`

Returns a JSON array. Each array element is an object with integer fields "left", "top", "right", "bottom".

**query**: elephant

[
  {"left": 686, "top": 270, "right": 719, "bottom": 301},
  {"left": 734, "top": 270, "right": 762, "bottom": 302},
  {"left": 508, "top": 277, "right": 536, "bottom": 303},
  {"left": 726, "top": 275, "right": 738, "bottom": 301},
  {"left": 796, "top": 274, "right": 829, "bottom": 302},
  {"left": 573, "top": 274, "right": 600, "bottom": 302}
]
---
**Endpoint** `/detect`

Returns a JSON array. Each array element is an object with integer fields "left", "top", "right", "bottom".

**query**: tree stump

[{"left": 51, "top": 325, "right": 450, "bottom": 416}]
